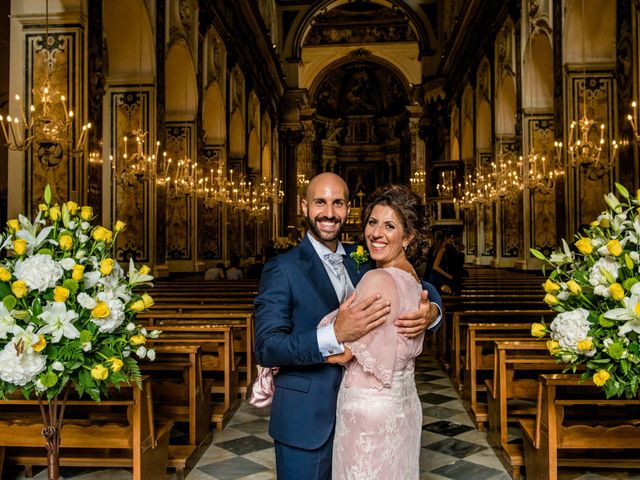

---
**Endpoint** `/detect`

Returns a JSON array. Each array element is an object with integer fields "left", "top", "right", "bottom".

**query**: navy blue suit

[{"left": 253, "top": 235, "right": 441, "bottom": 478}]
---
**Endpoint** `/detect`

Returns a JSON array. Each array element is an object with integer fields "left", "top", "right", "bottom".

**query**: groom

[{"left": 254, "top": 172, "right": 442, "bottom": 480}]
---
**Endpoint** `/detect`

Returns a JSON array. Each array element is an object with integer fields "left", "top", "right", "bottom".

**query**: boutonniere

[{"left": 350, "top": 245, "right": 369, "bottom": 272}]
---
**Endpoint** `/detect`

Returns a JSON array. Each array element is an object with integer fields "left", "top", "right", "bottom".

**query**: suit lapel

[{"left": 296, "top": 236, "right": 340, "bottom": 310}]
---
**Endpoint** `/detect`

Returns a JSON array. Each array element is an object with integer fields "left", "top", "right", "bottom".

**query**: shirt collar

[{"left": 306, "top": 231, "right": 346, "bottom": 259}]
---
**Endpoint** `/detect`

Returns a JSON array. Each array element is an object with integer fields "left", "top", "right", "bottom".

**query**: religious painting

[{"left": 342, "top": 164, "right": 379, "bottom": 207}]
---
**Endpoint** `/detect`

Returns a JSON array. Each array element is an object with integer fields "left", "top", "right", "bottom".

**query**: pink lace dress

[{"left": 320, "top": 267, "right": 424, "bottom": 480}]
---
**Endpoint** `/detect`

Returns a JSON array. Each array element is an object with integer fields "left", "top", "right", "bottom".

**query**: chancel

[{"left": 1, "top": 1, "right": 640, "bottom": 479}]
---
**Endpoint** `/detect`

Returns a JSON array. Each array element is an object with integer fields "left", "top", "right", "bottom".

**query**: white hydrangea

[
  {"left": 135, "top": 346, "right": 147, "bottom": 358},
  {"left": 550, "top": 308, "right": 592, "bottom": 352},
  {"left": 13, "top": 254, "right": 63, "bottom": 292},
  {"left": 146, "top": 349, "right": 156, "bottom": 361},
  {"left": 0, "top": 342, "right": 47, "bottom": 386},
  {"left": 58, "top": 258, "right": 76, "bottom": 270}
]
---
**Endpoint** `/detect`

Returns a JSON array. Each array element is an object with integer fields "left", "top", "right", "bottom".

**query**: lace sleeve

[{"left": 345, "top": 269, "right": 400, "bottom": 389}]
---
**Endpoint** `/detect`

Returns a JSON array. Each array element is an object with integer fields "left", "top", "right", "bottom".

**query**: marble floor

[{"left": 5, "top": 353, "right": 635, "bottom": 480}]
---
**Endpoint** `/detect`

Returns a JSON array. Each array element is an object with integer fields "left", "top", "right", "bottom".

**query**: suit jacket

[{"left": 253, "top": 234, "right": 442, "bottom": 450}]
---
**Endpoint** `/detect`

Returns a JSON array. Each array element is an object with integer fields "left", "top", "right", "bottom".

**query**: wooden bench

[
  {"left": 519, "top": 374, "right": 640, "bottom": 480},
  {"left": 146, "top": 324, "right": 241, "bottom": 430},
  {"left": 140, "top": 345, "right": 212, "bottom": 479},
  {"left": 485, "top": 341, "right": 564, "bottom": 479},
  {"left": 0, "top": 376, "right": 172, "bottom": 480}
]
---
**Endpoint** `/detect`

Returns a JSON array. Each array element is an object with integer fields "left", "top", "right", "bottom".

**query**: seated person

[
  {"left": 226, "top": 256, "right": 244, "bottom": 280},
  {"left": 204, "top": 262, "right": 226, "bottom": 280}
]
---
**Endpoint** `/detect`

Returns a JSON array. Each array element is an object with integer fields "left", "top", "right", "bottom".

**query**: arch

[
  {"left": 165, "top": 40, "right": 198, "bottom": 119},
  {"left": 476, "top": 101, "right": 491, "bottom": 150},
  {"left": 524, "top": 32, "right": 553, "bottom": 110},
  {"left": 248, "top": 129, "right": 260, "bottom": 172},
  {"left": 202, "top": 82, "right": 225, "bottom": 145},
  {"left": 461, "top": 118, "right": 474, "bottom": 162},
  {"left": 563, "top": 0, "right": 615, "bottom": 63},
  {"left": 289, "top": 0, "right": 433, "bottom": 60},
  {"left": 450, "top": 106, "right": 460, "bottom": 161},
  {"left": 261, "top": 145, "right": 272, "bottom": 178},
  {"left": 309, "top": 55, "right": 411, "bottom": 105},
  {"left": 496, "top": 74, "right": 516, "bottom": 135},
  {"left": 229, "top": 111, "right": 245, "bottom": 157},
  {"left": 303, "top": 48, "right": 419, "bottom": 92},
  {"left": 103, "top": 0, "right": 154, "bottom": 76}
]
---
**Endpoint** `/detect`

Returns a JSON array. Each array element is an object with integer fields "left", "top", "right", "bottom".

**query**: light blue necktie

[{"left": 325, "top": 252, "right": 351, "bottom": 302}]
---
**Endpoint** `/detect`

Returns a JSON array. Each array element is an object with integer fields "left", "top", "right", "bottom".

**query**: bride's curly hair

[{"left": 360, "top": 184, "right": 427, "bottom": 261}]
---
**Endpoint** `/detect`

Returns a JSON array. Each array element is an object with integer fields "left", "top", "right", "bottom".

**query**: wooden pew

[
  {"left": 146, "top": 324, "right": 240, "bottom": 430},
  {"left": 485, "top": 341, "right": 564, "bottom": 479},
  {"left": 138, "top": 311, "right": 255, "bottom": 398},
  {"left": 0, "top": 376, "right": 172, "bottom": 480},
  {"left": 140, "top": 345, "right": 212, "bottom": 480},
  {"left": 519, "top": 374, "right": 640, "bottom": 480}
]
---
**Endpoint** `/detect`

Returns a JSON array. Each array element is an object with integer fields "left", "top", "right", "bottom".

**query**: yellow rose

[
  {"left": 543, "top": 279, "right": 561, "bottom": 294},
  {"left": 66, "top": 201, "right": 78, "bottom": 215},
  {"left": 72, "top": 264, "right": 85, "bottom": 281},
  {"left": 105, "top": 230, "right": 113, "bottom": 243},
  {"left": 607, "top": 239, "right": 623, "bottom": 257},
  {"left": 599, "top": 218, "right": 611, "bottom": 228},
  {"left": 592, "top": 369, "right": 610, "bottom": 387},
  {"left": 38, "top": 203, "right": 49, "bottom": 212},
  {"left": 636, "top": 189, "right": 640, "bottom": 201},
  {"left": 567, "top": 280, "right": 582, "bottom": 295},
  {"left": 58, "top": 234, "right": 73, "bottom": 251},
  {"left": 129, "top": 300, "right": 145, "bottom": 313},
  {"left": 49, "top": 205, "right": 61, "bottom": 221},
  {"left": 546, "top": 340, "right": 561, "bottom": 354},
  {"left": 80, "top": 206, "right": 93, "bottom": 220},
  {"left": 577, "top": 339, "right": 593, "bottom": 351},
  {"left": 0, "top": 266, "right": 11, "bottom": 282},
  {"left": 90, "top": 364, "right": 109, "bottom": 381},
  {"left": 130, "top": 334, "right": 146, "bottom": 345},
  {"left": 11, "top": 280, "right": 27, "bottom": 298},
  {"left": 92, "top": 226, "right": 109, "bottom": 242},
  {"left": 139, "top": 265, "right": 151, "bottom": 276},
  {"left": 100, "top": 258, "right": 114, "bottom": 276},
  {"left": 531, "top": 322, "right": 546, "bottom": 338},
  {"left": 142, "top": 293, "right": 154, "bottom": 309},
  {"left": 575, "top": 238, "right": 593, "bottom": 255},
  {"left": 53, "top": 286, "right": 70, "bottom": 303},
  {"left": 7, "top": 219, "right": 20, "bottom": 233},
  {"left": 356, "top": 245, "right": 364, "bottom": 255},
  {"left": 114, "top": 220, "right": 126, "bottom": 232},
  {"left": 609, "top": 283, "right": 625, "bottom": 301},
  {"left": 108, "top": 357, "right": 124, "bottom": 373},
  {"left": 13, "top": 239, "right": 27, "bottom": 256},
  {"left": 590, "top": 220, "right": 599, "bottom": 228},
  {"left": 543, "top": 293, "right": 558, "bottom": 306},
  {"left": 32, "top": 335, "right": 47, "bottom": 352},
  {"left": 91, "top": 301, "right": 110, "bottom": 318}
]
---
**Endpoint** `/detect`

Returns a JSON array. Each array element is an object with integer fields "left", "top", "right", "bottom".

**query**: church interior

[{"left": 1, "top": 0, "right": 640, "bottom": 479}]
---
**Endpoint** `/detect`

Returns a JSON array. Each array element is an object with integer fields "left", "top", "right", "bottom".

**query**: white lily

[
  {"left": 0, "top": 303, "right": 16, "bottom": 339},
  {"left": 38, "top": 302, "right": 80, "bottom": 343},
  {"left": 127, "top": 258, "right": 154, "bottom": 286},
  {"left": 604, "top": 283, "right": 640, "bottom": 335}
]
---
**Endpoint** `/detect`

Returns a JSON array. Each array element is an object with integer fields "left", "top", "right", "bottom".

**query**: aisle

[
  {"left": 179, "top": 353, "right": 511, "bottom": 479},
  {"left": 9, "top": 353, "right": 510, "bottom": 480}
]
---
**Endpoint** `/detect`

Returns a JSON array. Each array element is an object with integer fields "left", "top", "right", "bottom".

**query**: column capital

[{"left": 279, "top": 88, "right": 309, "bottom": 132}]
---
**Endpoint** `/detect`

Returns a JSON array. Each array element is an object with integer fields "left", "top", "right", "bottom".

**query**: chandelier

[
  {"left": 520, "top": 141, "right": 564, "bottom": 195},
  {"left": 565, "top": 0, "right": 617, "bottom": 179},
  {"left": 167, "top": 157, "right": 201, "bottom": 199},
  {"left": 436, "top": 171, "right": 456, "bottom": 198},
  {"left": 454, "top": 174, "right": 477, "bottom": 210},
  {"left": 491, "top": 144, "right": 521, "bottom": 202},
  {"left": 410, "top": 170, "right": 426, "bottom": 202},
  {"left": 626, "top": 101, "right": 640, "bottom": 142},
  {"left": 115, "top": 129, "right": 169, "bottom": 186},
  {"left": 0, "top": 0, "right": 91, "bottom": 167}
]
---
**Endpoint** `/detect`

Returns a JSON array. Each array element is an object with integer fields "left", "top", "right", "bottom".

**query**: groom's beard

[{"left": 306, "top": 214, "right": 346, "bottom": 243}]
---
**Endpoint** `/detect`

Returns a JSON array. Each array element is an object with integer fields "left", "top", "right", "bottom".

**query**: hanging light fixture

[
  {"left": 565, "top": 0, "right": 618, "bottom": 178},
  {"left": 0, "top": 0, "right": 91, "bottom": 167}
]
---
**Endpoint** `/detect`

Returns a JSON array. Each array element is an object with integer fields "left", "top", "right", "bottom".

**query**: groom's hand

[
  {"left": 395, "top": 290, "right": 437, "bottom": 338},
  {"left": 334, "top": 292, "right": 390, "bottom": 343}
]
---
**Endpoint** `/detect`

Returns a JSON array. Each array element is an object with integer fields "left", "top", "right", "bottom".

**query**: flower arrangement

[
  {"left": 0, "top": 186, "right": 158, "bottom": 478},
  {"left": 530, "top": 184, "right": 640, "bottom": 398},
  {"left": 350, "top": 245, "right": 369, "bottom": 272}
]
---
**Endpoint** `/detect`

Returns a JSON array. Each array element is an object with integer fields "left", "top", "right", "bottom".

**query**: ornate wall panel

[
  {"left": 566, "top": 73, "right": 616, "bottom": 228},
  {"left": 478, "top": 151, "right": 495, "bottom": 257},
  {"left": 25, "top": 27, "right": 83, "bottom": 213},
  {"left": 199, "top": 146, "right": 222, "bottom": 259},
  {"left": 499, "top": 141, "right": 522, "bottom": 258},
  {"left": 110, "top": 88, "right": 153, "bottom": 262},
  {"left": 165, "top": 122, "right": 193, "bottom": 260}
]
